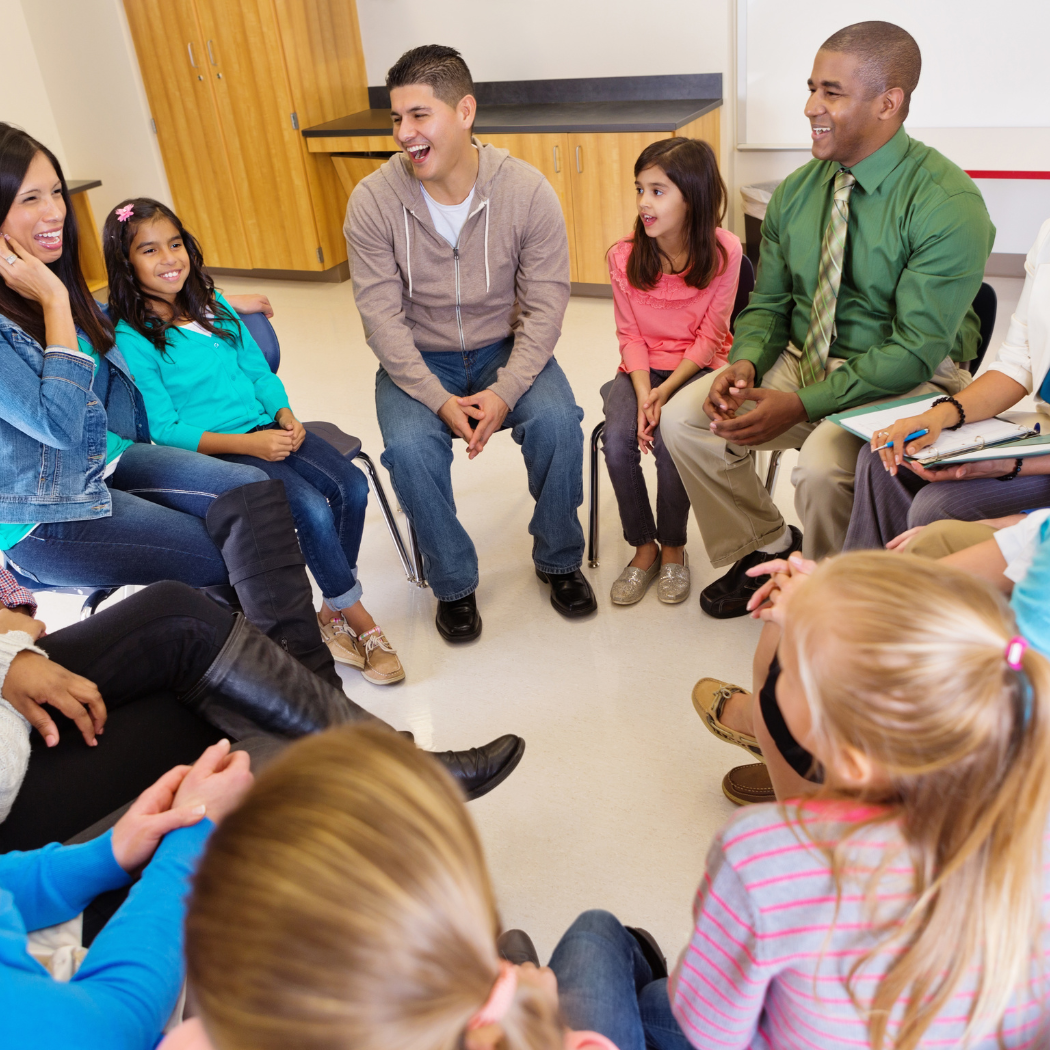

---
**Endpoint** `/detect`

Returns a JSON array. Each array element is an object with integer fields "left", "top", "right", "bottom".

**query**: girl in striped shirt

[{"left": 671, "top": 550, "right": 1050, "bottom": 1050}]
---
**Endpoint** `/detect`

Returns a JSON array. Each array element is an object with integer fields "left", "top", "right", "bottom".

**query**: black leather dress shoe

[
  {"left": 536, "top": 568, "right": 597, "bottom": 617},
  {"left": 429, "top": 734, "right": 525, "bottom": 800},
  {"left": 436, "top": 592, "right": 482, "bottom": 642},
  {"left": 497, "top": 929, "right": 540, "bottom": 966},
  {"left": 699, "top": 525, "right": 803, "bottom": 619}
]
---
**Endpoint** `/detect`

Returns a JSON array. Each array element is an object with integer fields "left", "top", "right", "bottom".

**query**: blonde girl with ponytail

[
  {"left": 160, "top": 726, "right": 625, "bottom": 1050},
  {"left": 671, "top": 550, "right": 1050, "bottom": 1050}
]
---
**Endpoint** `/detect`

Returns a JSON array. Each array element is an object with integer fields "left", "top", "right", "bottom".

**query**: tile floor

[{"left": 36, "top": 272, "right": 1024, "bottom": 966}]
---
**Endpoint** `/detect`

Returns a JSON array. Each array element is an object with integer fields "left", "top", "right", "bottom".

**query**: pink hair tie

[
  {"left": 1006, "top": 636, "right": 1028, "bottom": 670},
  {"left": 115, "top": 205, "right": 134, "bottom": 223},
  {"left": 467, "top": 961, "right": 517, "bottom": 1030}
]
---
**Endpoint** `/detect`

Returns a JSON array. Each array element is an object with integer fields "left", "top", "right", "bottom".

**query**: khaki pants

[
  {"left": 659, "top": 348, "right": 971, "bottom": 566},
  {"left": 906, "top": 519, "right": 997, "bottom": 560}
]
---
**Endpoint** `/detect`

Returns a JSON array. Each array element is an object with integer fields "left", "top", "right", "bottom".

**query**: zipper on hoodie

[{"left": 453, "top": 245, "right": 466, "bottom": 351}]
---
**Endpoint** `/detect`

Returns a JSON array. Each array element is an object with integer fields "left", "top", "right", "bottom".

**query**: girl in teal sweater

[{"left": 104, "top": 199, "right": 403, "bottom": 686}]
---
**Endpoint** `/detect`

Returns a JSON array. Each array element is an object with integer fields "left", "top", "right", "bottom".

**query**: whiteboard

[{"left": 737, "top": 0, "right": 1050, "bottom": 148}]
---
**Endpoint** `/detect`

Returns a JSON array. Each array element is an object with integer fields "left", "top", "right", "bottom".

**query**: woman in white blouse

[{"left": 844, "top": 217, "right": 1050, "bottom": 550}]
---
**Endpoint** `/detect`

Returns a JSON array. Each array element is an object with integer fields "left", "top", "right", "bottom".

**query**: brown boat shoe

[
  {"left": 318, "top": 612, "right": 365, "bottom": 669},
  {"left": 691, "top": 677, "right": 764, "bottom": 761},
  {"left": 722, "top": 763, "right": 775, "bottom": 806},
  {"left": 356, "top": 626, "right": 406, "bottom": 686}
]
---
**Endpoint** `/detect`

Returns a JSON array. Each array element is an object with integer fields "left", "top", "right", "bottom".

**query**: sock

[{"left": 756, "top": 527, "right": 792, "bottom": 555}]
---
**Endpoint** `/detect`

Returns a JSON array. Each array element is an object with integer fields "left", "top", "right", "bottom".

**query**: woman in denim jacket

[{"left": 0, "top": 124, "right": 341, "bottom": 685}]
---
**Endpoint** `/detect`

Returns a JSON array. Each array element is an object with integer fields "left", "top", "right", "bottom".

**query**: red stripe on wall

[{"left": 965, "top": 170, "right": 1050, "bottom": 180}]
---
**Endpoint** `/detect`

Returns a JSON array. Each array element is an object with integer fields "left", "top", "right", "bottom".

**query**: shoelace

[{"left": 359, "top": 627, "right": 394, "bottom": 655}]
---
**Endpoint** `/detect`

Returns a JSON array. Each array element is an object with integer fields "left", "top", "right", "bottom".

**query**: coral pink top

[
  {"left": 160, "top": 1017, "right": 620, "bottom": 1050},
  {"left": 609, "top": 228, "right": 741, "bottom": 375}
]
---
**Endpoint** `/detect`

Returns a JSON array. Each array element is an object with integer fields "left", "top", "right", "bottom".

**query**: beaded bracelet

[
  {"left": 931, "top": 395, "right": 966, "bottom": 430},
  {"left": 997, "top": 458, "right": 1023, "bottom": 482}
]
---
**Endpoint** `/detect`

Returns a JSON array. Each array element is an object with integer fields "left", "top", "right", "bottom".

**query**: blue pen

[{"left": 873, "top": 428, "right": 928, "bottom": 452}]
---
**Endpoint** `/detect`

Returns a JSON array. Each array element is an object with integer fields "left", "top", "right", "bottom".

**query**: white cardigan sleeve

[
  {"left": 0, "top": 631, "right": 49, "bottom": 824},
  {"left": 986, "top": 218, "right": 1050, "bottom": 392}
]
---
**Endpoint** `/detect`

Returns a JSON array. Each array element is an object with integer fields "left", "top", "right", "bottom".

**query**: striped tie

[{"left": 798, "top": 168, "right": 856, "bottom": 387}]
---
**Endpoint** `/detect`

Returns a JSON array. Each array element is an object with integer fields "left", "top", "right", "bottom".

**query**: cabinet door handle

[
  {"left": 187, "top": 42, "right": 197, "bottom": 68},
  {"left": 206, "top": 40, "right": 218, "bottom": 65},
  {"left": 575, "top": 145, "right": 582, "bottom": 173},
  {"left": 552, "top": 145, "right": 560, "bottom": 173}
]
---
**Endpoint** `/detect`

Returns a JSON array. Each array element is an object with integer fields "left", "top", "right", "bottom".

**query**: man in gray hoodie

[{"left": 346, "top": 45, "right": 595, "bottom": 642}]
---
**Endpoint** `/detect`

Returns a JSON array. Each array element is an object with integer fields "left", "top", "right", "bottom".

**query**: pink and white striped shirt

[{"left": 670, "top": 800, "right": 1050, "bottom": 1049}]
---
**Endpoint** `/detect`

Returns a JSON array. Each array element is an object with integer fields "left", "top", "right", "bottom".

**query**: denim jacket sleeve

[{"left": 0, "top": 328, "right": 95, "bottom": 450}]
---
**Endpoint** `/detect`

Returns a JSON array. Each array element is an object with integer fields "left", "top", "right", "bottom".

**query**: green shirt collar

[{"left": 820, "top": 125, "right": 910, "bottom": 194}]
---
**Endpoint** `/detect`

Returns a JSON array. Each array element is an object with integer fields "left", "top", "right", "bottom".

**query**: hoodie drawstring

[
  {"left": 402, "top": 205, "right": 413, "bottom": 299},
  {"left": 481, "top": 199, "right": 490, "bottom": 294}
]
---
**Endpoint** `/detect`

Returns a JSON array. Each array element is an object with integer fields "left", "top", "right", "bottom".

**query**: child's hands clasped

[
  {"left": 274, "top": 408, "right": 306, "bottom": 451},
  {"left": 744, "top": 552, "right": 817, "bottom": 623},
  {"left": 245, "top": 428, "right": 294, "bottom": 461}
]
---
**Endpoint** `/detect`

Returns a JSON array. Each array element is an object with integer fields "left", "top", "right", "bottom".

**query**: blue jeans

[
  {"left": 375, "top": 338, "right": 585, "bottom": 601},
  {"left": 217, "top": 428, "right": 369, "bottom": 609},
  {"left": 6, "top": 442, "right": 266, "bottom": 587},
  {"left": 549, "top": 910, "right": 690, "bottom": 1050}
]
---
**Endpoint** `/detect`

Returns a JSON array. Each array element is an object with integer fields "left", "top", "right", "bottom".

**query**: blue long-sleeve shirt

[
  {"left": 115, "top": 293, "right": 290, "bottom": 452},
  {"left": 0, "top": 820, "right": 212, "bottom": 1050}
]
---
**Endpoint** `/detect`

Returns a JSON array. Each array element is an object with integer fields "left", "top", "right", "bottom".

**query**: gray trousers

[
  {"left": 601, "top": 368, "right": 704, "bottom": 548},
  {"left": 843, "top": 444, "right": 1050, "bottom": 551}
]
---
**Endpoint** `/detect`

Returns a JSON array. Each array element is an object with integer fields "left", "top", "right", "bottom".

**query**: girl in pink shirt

[{"left": 603, "top": 138, "right": 741, "bottom": 607}]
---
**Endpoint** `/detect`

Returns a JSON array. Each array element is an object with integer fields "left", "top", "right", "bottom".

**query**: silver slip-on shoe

[
  {"left": 610, "top": 558, "right": 661, "bottom": 605},
  {"left": 657, "top": 552, "right": 690, "bottom": 604}
]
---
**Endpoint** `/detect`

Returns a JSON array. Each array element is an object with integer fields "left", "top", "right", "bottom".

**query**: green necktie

[{"left": 798, "top": 168, "right": 856, "bottom": 387}]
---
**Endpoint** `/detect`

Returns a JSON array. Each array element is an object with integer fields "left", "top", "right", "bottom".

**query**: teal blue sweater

[{"left": 115, "top": 294, "right": 290, "bottom": 452}]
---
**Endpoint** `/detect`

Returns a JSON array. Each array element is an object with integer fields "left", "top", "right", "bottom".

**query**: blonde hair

[
  {"left": 185, "top": 726, "right": 562, "bottom": 1050},
  {"left": 785, "top": 551, "right": 1050, "bottom": 1050}
]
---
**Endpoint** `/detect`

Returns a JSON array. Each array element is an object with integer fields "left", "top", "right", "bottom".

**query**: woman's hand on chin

[{"left": 0, "top": 233, "right": 68, "bottom": 306}]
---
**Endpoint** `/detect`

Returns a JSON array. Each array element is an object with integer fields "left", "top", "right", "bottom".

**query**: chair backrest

[
  {"left": 239, "top": 311, "right": 281, "bottom": 373},
  {"left": 730, "top": 253, "right": 756, "bottom": 333},
  {"left": 969, "top": 281, "right": 997, "bottom": 376}
]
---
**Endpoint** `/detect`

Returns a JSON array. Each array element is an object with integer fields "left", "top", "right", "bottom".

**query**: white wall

[
  {"left": 2, "top": 0, "right": 170, "bottom": 235},
  {"left": 1, "top": 0, "right": 68, "bottom": 165}
]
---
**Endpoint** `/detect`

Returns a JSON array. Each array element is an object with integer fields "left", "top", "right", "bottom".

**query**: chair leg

[
  {"left": 80, "top": 587, "right": 118, "bottom": 619},
  {"left": 588, "top": 421, "right": 604, "bottom": 568},
  {"left": 406, "top": 521, "right": 427, "bottom": 588},
  {"left": 355, "top": 450, "right": 425, "bottom": 587},
  {"left": 764, "top": 450, "right": 783, "bottom": 495}
]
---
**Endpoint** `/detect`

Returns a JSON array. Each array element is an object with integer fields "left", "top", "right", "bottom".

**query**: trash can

[{"left": 740, "top": 180, "right": 782, "bottom": 272}]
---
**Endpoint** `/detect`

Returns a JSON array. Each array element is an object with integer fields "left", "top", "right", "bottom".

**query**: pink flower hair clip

[{"left": 115, "top": 205, "right": 135, "bottom": 223}]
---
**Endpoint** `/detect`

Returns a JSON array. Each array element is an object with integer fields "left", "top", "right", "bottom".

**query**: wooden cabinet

[
  {"left": 478, "top": 109, "right": 720, "bottom": 286},
  {"left": 122, "top": 0, "right": 368, "bottom": 273}
]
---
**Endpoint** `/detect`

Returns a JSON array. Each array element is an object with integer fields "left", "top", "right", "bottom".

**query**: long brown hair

[
  {"left": 786, "top": 552, "right": 1050, "bottom": 1050},
  {"left": 102, "top": 197, "right": 236, "bottom": 354},
  {"left": 186, "top": 726, "right": 563, "bottom": 1050},
  {"left": 0, "top": 123, "right": 113, "bottom": 354},
  {"left": 625, "top": 137, "right": 727, "bottom": 292}
]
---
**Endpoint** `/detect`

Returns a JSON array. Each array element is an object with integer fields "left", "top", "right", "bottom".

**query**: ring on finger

[{"left": 3, "top": 254, "right": 16, "bottom": 265}]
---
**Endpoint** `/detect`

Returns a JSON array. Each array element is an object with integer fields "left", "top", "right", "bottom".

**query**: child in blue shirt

[{"left": 104, "top": 199, "right": 403, "bottom": 687}]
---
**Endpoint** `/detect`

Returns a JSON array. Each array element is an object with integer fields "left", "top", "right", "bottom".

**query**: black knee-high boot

[
  {"left": 205, "top": 479, "right": 341, "bottom": 689},
  {"left": 181, "top": 614, "right": 384, "bottom": 736}
]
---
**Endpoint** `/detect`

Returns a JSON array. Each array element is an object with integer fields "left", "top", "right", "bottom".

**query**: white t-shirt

[
  {"left": 994, "top": 508, "right": 1050, "bottom": 583},
  {"left": 420, "top": 182, "right": 476, "bottom": 247}
]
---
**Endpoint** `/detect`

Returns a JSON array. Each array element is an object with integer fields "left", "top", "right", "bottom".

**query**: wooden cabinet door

[
  {"left": 122, "top": 0, "right": 253, "bottom": 269},
  {"left": 567, "top": 132, "right": 665, "bottom": 284},
  {"left": 475, "top": 133, "right": 578, "bottom": 282},
  {"left": 194, "top": 0, "right": 323, "bottom": 271}
]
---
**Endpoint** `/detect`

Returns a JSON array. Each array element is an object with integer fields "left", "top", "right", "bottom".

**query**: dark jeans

[
  {"left": 0, "top": 581, "right": 236, "bottom": 854},
  {"left": 601, "top": 369, "right": 703, "bottom": 548},
  {"left": 375, "top": 337, "right": 586, "bottom": 601},
  {"left": 218, "top": 427, "right": 369, "bottom": 608},
  {"left": 549, "top": 910, "right": 690, "bottom": 1050},
  {"left": 844, "top": 446, "right": 1050, "bottom": 551},
  {"left": 6, "top": 442, "right": 267, "bottom": 587}
]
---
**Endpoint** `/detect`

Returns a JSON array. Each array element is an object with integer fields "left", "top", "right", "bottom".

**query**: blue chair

[
  {"left": 586, "top": 254, "right": 757, "bottom": 568},
  {"left": 240, "top": 311, "right": 425, "bottom": 587}
]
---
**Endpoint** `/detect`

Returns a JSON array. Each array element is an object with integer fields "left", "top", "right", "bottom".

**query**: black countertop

[{"left": 303, "top": 73, "right": 722, "bottom": 140}]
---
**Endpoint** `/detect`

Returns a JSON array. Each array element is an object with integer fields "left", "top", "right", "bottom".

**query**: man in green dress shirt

[{"left": 661, "top": 21, "right": 995, "bottom": 618}]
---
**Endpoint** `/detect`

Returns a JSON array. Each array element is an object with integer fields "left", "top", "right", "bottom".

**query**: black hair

[
  {"left": 386, "top": 45, "right": 474, "bottom": 110},
  {"left": 0, "top": 123, "right": 114, "bottom": 354},
  {"left": 626, "top": 138, "right": 728, "bottom": 292},
  {"left": 102, "top": 197, "right": 236, "bottom": 354},
  {"left": 820, "top": 21, "right": 922, "bottom": 120}
]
